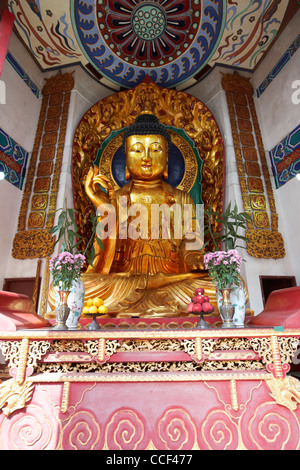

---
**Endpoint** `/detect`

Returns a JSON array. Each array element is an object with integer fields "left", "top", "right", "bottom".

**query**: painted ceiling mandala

[
  {"left": 7, "top": 0, "right": 293, "bottom": 90},
  {"left": 71, "top": 0, "right": 226, "bottom": 88},
  {"left": 98, "top": 0, "right": 200, "bottom": 67}
]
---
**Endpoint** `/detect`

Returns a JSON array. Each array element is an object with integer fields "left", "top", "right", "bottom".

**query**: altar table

[{"left": 0, "top": 323, "right": 300, "bottom": 450}]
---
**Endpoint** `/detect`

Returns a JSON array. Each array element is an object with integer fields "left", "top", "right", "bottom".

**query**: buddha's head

[{"left": 123, "top": 114, "right": 171, "bottom": 181}]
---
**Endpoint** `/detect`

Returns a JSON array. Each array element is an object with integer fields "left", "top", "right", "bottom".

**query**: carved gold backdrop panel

[
  {"left": 221, "top": 72, "right": 285, "bottom": 260},
  {"left": 72, "top": 78, "right": 224, "bottom": 249},
  {"left": 12, "top": 72, "right": 75, "bottom": 260}
]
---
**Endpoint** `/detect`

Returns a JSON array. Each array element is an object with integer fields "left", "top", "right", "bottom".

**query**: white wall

[
  {"left": 252, "top": 10, "right": 300, "bottom": 291},
  {"left": 0, "top": 32, "right": 43, "bottom": 289},
  {"left": 0, "top": 181, "right": 22, "bottom": 288}
]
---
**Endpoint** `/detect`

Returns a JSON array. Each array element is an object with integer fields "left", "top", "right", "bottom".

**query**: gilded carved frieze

[
  {"left": 12, "top": 72, "right": 74, "bottom": 259},
  {"left": 221, "top": 72, "right": 285, "bottom": 259},
  {"left": 3, "top": 334, "right": 298, "bottom": 381}
]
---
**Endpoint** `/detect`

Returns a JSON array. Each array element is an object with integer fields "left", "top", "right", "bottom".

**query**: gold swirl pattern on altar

[
  {"left": 0, "top": 403, "right": 58, "bottom": 450},
  {"left": 104, "top": 409, "right": 145, "bottom": 450},
  {"left": 62, "top": 411, "right": 101, "bottom": 450},
  {"left": 248, "top": 402, "right": 300, "bottom": 450},
  {"left": 200, "top": 409, "right": 240, "bottom": 450},
  {"left": 157, "top": 408, "right": 197, "bottom": 450}
]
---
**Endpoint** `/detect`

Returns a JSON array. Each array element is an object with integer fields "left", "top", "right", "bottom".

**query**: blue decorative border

[
  {"left": 5, "top": 52, "right": 40, "bottom": 98},
  {"left": 0, "top": 127, "right": 29, "bottom": 189},
  {"left": 269, "top": 124, "right": 300, "bottom": 188},
  {"left": 256, "top": 34, "right": 300, "bottom": 98}
]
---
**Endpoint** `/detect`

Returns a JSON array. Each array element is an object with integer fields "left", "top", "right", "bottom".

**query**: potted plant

[
  {"left": 203, "top": 202, "right": 252, "bottom": 327},
  {"left": 48, "top": 199, "right": 102, "bottom": 329},
  {"left": 204, "top": 202, "right": 251, "bottom": 252},
  {"left": 49, "top": 251, "right": 86, "bottom": 329}
]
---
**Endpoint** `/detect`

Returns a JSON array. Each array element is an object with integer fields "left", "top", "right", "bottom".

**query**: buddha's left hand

[
  {"left": 85, "top": 166, "right": 115, "bottom": 207},
  {"left": 93, "top": 173, "right": 114, "bottom": 199}
]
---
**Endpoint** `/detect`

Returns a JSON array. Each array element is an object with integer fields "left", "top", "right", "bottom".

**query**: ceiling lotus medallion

[
  {"left": 71, "top": 0, "right": 226, "bottom": 88},
  {"left": 101, "top": 1, "right": 197, "bottom": 67}
]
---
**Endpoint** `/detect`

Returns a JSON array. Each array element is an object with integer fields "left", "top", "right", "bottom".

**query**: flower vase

[
  {"left": 231, "top": 282, "right": 246, "bottom": 327},
  {"left": 66, "top": 278, "right": 85, "bottom": 329},
  {"left": 54, "top": 290, "right": 71, "bottom": 330},
  {"left": 219, "top": 288, "right": 235, "bottom": 328},
  {"left": 216, "top": 281, "right": 246, "bottom": 327}
]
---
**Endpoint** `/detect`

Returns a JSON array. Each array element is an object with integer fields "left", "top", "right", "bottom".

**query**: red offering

[
  {"left": 194, "top": 287, "right": 204, "bottom": 295},
  {"left": 186, "top": 287, "right": 212, "bottom": 329},
  {"left": 202, "top": 302, "right": 214, "bottom": 313},
  {"left": 192, "top": 295, "right": 204, "bottom": 304},
  {"left": 192, "top": 303, "right": 203, "bottom": 313}
]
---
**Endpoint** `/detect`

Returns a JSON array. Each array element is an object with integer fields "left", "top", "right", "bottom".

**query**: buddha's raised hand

[{"left": 84, "top": 166, "right": 115, "bottom": 207}]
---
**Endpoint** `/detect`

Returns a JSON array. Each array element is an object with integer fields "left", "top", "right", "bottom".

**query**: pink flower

[{"left": 75, "top": 253, "right": 85, "bottom": 260}]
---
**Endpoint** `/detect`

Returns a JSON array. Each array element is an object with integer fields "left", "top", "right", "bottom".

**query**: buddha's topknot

[{"left": 123, "top": 114, "right": 171, "bottom": 146}]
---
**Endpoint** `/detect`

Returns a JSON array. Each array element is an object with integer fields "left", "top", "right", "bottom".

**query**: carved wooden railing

[{"left": 0, "top": 327, "right": 299, "bottom": 416}]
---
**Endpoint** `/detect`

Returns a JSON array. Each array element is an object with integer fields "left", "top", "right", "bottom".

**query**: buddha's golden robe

[
  {"left": 48, "top": 126, "right": 218, "bottom": 317},
  {"left": 77, "top": 179, "right": 216, "bottom": 317}
]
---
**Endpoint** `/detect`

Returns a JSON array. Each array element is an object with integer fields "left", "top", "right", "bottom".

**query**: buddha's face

[{"left": 126, "top": 134, "right": 168, "bottom": 181}]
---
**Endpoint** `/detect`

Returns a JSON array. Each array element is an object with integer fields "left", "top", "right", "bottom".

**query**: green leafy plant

[
  {"left": 81, "top": 209, "right": 104, "bottom": 269},
  {"left": 204, "top": 202, "right": 252, "bottom": 252},
  {"left": 47, "top": 199, "right": 103, "bottom": 270},
  {"left": 203, "top": 203, "right": 253, "bottom": 290}
]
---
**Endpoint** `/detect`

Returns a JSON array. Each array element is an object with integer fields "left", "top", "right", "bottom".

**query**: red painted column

[{"left": 0, "top": 9, "right": 15, "bottom": 76}]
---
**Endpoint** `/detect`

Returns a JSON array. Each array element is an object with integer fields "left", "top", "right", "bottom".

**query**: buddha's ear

[
  {"left": 125, "top": 166, "right": 131, "bottom": 180},
  {"left": 163, "top": 163, "right": 168, "bottom": 180}
]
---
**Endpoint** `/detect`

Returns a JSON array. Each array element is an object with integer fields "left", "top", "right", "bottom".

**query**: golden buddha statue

[{"left": 79, "top": 114, "right": 216, "bottom": 317}]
